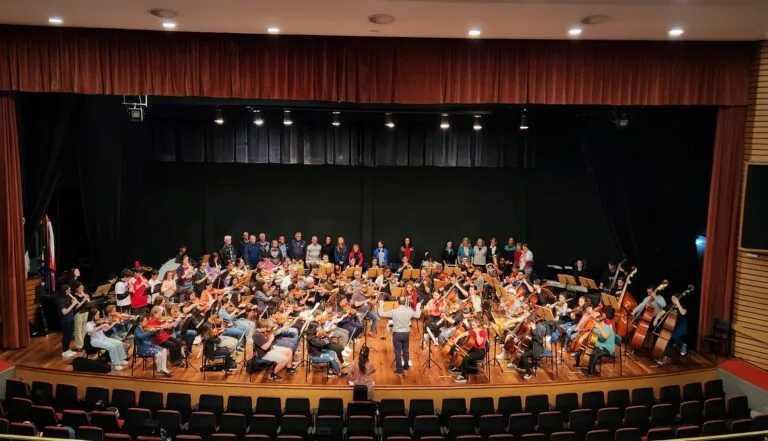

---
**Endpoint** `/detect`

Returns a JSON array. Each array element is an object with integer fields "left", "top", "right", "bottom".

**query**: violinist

[
  {"left": 85, "top": 309, "right": 128, "bottom": 371},
  {"left": 546, "top": 293, "right": 570, "bottom": 322},
  {"left": 653, "top": 294, "right": 688, "bottom": 365},
  {"left": 134, "top": 315, "right": 172, "bottom": 377},
  {"left": 252, "top": 319, "right": 295, "bottom": 381},
  {"left": 252, "top": 279, "right": 273, "bottom": 313},
  {"left": 351, "top": 286, "right": 380, "bottom": 338},
  {"left": 148, "top": 269, "right": 162, "bottom": 304},
  {"left": 103, "top": 304, "right": 133, "bottom": 341},
  {"left": 416, "top": 269, "right": 433, "bottom": 305},
  {"left": 395, "top": 256, "right": 413, "bottom": 276},
  {"left": 574, "top": 308, "right": 615, "bottom": 377},
  {"left": 193, "top": 260, "right": 209, "bottom": 296},
  {"left": 199, "top": 323, "right": 237, "bottom": 373},
  {"left": 374, "top": 267, "right": 397, "bottom": 298},
  {"left": 450, "top": 318, "right": 487, "bottom": 383},
  {"left": 148, "top": 306, "right": 185, "bottom": 366},
  {"left": 217, "top": 301, "right": 254, "bottom": 350},
  {"left": 424, "top": 291, "right": 444, "bottom": 343},
  {"left": 307, "top": 323, "right": 348, "bottom": 378},
  {"left": 316, "top": 308, "right": 352, "bottom": 351}
]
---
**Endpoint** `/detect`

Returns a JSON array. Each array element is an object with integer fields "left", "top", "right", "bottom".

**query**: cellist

[
  {"left": 573, "top": 308, "right": 615, "bottom": 377},
  {"left": 450, "top": 318, "right": 487, "bottom": 383},
  {"left": 507, "top": 315, "right": 547, "bottom": 381},
  {"left": 653, "top": 294, "right": 688, "bottom": 365}
]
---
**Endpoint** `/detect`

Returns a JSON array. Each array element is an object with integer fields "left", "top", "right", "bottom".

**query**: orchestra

[{"left": 58, "top": 231, "right": 693, "bottom": 384}]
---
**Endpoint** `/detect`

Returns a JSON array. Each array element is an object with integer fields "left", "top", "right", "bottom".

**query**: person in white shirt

[
  {"left": 472, "top": 238, "right": 488, "bottom": 267},
  {"left": 115, "top": 269, "right": 133, "bottom": 313},
  {"left": 86, "top": 309, "right": 128, "bottom": 371},
  {"left": 147, "top": 269, "right": 161, "bottom": 304},
  {"left": 519, "top": 243, "right": 534, "bottom": 278},
  {"left": 305, "top": 236, "right": 323, "bottom": 267}
]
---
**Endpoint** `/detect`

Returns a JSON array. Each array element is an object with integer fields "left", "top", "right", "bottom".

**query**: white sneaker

[
  {"left": 112, "top": 365, "right": 124, "bottom": 371},
  {"left": 61, "top": 350, "right": 76, "bottom": 358},
  {"left": 496, "top": 351, "right": 507, "bottom": 360}
]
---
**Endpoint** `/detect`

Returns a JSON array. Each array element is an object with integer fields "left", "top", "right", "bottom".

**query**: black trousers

[
  {"left": 519, "top": 348, "right": 536, "bottom": 375},
  {"left": 393, "top": 332, "right": 410, "bottom": 373},
  {"left": 575, "top": 347, "right": 612, "bottom": 374},
  {"left": 461, "top": 348, "right": 486, "bottom": 376},
  {"left": 160, "top": 337, "right": 183, "bottom": 362},
  {"left": 60, "top": 320, "right": 74, "bottom": 353}
]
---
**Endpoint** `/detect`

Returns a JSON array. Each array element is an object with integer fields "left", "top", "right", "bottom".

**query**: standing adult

[
  {"left": 334, "top": 237, "right": 349, "bottom": 266},
  {"left": 244, "top": 235, "right": 260, "bottom": 267},
  {"left": 305, "top": 236, "right": 322, "bottom": 267},
  {"left": 442, "top": 241, "right": 457, "bottom": 265},
  {"left": 239, "top": 232, "right": 250, "bottom": 259},
  {"left": 377, "top": 297, "right": 422, "bottom": 375},
  {"left": 289, "top": 231, "right": 308, "bottom": 262},
  {"left": 399, "top": 237, "right": 415, "bottom": 267},
  {"left": 220, "top": 235, "right": 237, "bottom": 264},
  {"left": 56, "top": 284, "right": 83, "bottom": 358},
  {"left": 472, "top": 238, "right": 488, "bottom": 267}
]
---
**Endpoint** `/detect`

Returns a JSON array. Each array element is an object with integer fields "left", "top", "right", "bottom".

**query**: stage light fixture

[
  {"left": 568, "top": 28, "right": 582, "bottom": 37},
  {"left": 267, "top": 27, "right": 280, "bottom": 34},
  {"left": 440, "top": 113, "right": 450, "bottom": 130},
  {"left": 473, "top": 115, "right": 483, "bottom": 131},
  {"left": 519, "top": 109, "right": 529, "bottom": 130},
  {"left": 283, "top": 110, "right": 293, "bottom": 126},
  {"left": 332, "top": 111, "right": 341, "bottom": 127},
  {"left": 162, "top": 21, "right": 177, "bottom": 30},
  {"left": 122, "top": 95, "right": 148, "bottom": 123},
  {"left": 468, "top": 29, "right": 481, "bottom": 37},
  {"left": 668, "top": 27, "right": 684, "bottom": 37},
  {"left": 252, "top": 109, "right": 264, "bottom": 126},
  {"left": 48, "top": 17, "right": 63, "bottom": 25},
  {"left": 385, "top": 113, "right": 395, "bottom": 129},
  {"left": 214, "top": 107, "right": 224, "bottom": 125}
]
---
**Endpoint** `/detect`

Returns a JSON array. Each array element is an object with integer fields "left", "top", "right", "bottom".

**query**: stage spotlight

[
  {"left": 128, "top": 107, "right": 144, "bottom": 122},
  {"left": 252, "top": 109, "right": 264, "bottom": 126},
  {"left": 440, "top": 113, "right": 450, "bottom": 130},
  {"left": 385, "top": 113, "right": 395, "bottom": 129},
  {"left": 214, "top": 107, "right": 224, "bottom": 125},
  {"left": 617, "top": 112, "right": 629, "bottom": 128},
  {"left": 473, "top": 115, "right": 483, "bottom": 131},
  {"left": 122, "top": 95, "right": 148, "bottom": 123},
  {"left": 519, "top": 109, "right": 529, "bottom": 130},
  {"left": 332, "top": 111, "right": 341, "bottom": 127},
  {"left": 283, "top": 110, "right": 293, "bottom": 126}
]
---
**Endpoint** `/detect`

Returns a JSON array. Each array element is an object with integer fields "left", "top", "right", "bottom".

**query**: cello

[
  {"left": 578, "top": 313, "right": 607, "bottom": 368},
  {"left": 613, "top": 267, "right": 638, "bottom": 338},
  {"left": 504, "top": 318, "right": 534, "bottom": 365},
  {"left": 629, "top": 280, "right": 668, "bottom": 350},
  {"left": 651, "top": 285, "right": 694, "bottom": 359}
]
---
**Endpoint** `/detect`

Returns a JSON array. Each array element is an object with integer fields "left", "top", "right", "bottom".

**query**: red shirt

[
  {"left": 404, "top": 246, "right": 412, "bottom": 263},
  {"left": 513, "top": 250, "right": 523, "bottom": 268},
  {"left": 470, "top": 329, "right": 488, "bottom": 350},
  {"left": 147, "top": 318, "right": 170, "bottom": 345},
  {"left": 130, "top": 276, "right": 148, "bottom": 308}
]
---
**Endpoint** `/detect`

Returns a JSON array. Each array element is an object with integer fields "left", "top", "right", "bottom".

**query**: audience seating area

[{"left": 1, "top": 378, "right": 766, "bottom": 441}]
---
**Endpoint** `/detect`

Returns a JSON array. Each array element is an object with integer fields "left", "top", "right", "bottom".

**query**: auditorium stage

[{"left": 0, "top": 331, "right": 718, "bottom": 405}]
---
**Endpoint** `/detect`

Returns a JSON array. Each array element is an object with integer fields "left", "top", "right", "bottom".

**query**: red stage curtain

[
  {"left": 698, "top": 106, "right": 746, "bottom": 349},
  {"left": 0, "top": 93, "right": 28, "bottom": 349},
  {"left": 0, "top": 26, "right": 752, "bottom": 105}
]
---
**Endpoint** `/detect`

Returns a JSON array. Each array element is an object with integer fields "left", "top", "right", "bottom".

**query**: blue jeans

[
  {"left": 311, "top": 350, "right": 340, "bottom": 374},
  {"left": 365, "top": 311, "right": 380, "bottom": 332},
  {"left": 552, "top": 322, "right": 576, "bottom": 345},
  {"left": 275, "top": 328, "right": 299, "bottom": 352},
  {"left": 224, "top": 327, "right": 246, "bottom": 347},
  {"left": 175, "top": 329, "right": 196, "bottom": 349}
]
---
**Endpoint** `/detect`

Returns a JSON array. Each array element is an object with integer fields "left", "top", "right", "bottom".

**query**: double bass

[
  {"left": 613, "top": 267, "right": 638, "bottom": 338},
  {"left": 629, "top": 280, "right": 668, "bottom": 350},
  {"left": 651, "top": 285, "right": 694, "bottom": 359}
]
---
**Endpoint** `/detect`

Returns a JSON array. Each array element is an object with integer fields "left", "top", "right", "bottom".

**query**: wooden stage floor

[{"left": 0, "top": 330, "right": 716, "bottom": 388}]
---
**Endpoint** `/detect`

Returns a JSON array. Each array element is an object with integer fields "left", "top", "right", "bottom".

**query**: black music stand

[{"left": 420, "top": 332, "right": 442, "bottom": 373}]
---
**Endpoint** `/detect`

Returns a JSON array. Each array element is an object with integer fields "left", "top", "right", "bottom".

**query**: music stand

[
  {"left": 366, "top": 268, "right": 383, "bottom": 278},
  {"left": 343, "top": 267, "right": 355, "bottom": 278},
  {"left": 565, "top": 275, "right": 578, "bottom": 286},
  {"left": 601, "top": 293, "right": 619, "bottom": 310},
  {"left": 535, "top": 306, "right": 556, "bottom": 322},
  {"left": 557, "top": 274, "right": 569, "bottom": 285},
  {"left": 92, "top": 283, "right": 112, "bottom": 298},
  {"left": 581, "top": 277, "right": 598, "bottom": 290},
  {"left": 420, "top": 332, "right": 442, "bottom": 373}
]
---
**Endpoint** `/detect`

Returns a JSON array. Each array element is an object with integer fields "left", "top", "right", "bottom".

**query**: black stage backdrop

[{"left": 18, "top": 94, "right": 715, "bottom": 328}]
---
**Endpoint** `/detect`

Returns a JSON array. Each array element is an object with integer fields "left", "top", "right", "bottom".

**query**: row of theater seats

[{"left": 1, "top": 377, "right": 766, "bottom": 441}]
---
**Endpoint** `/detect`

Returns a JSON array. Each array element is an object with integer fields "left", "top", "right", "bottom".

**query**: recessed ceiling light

[
  {"left": 468, "top": 29, "right": 482, "bottom": 37},
  {"left": 48, "top": 17, "right": 63, "bottom": 25},
  {"left": 162, "top": 21, "right": 176, "bottom": 30},
  {"left": 267, "top": 27, "right": 280, "bottom": 34},
  {"left": 669, "top": 27, "right": 684, "bottom": 37},
  {"left": 568, "top": 28, "right": 582, "bottom": 37}
]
